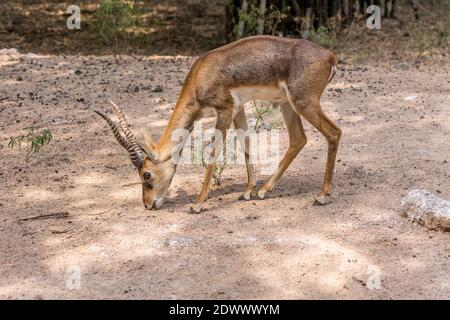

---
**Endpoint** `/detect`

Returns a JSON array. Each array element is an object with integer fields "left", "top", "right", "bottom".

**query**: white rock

[
  {"left": 404, "top": 95, "right": 418, "bottom": 101},
  {"left": 24, "top": 53, "right": 44, "bottom": 59},
  {"left": 400, "top": 189, "right": 450, "bottom": 231},
  {"left": 0, "top": 49, "right": 45, "bottom": 59},
  {"left": 164, "top": 237, "right": 193, "bottom": 247},
  {"left": 0, "top": 48, "right": 19, "bottom": 55}
]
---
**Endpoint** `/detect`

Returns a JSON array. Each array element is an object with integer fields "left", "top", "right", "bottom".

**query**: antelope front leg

[
  {"left": 190, "top": 163, "right": 216, "bottom": 213},
  {"left": 190, "top": 110, "right": 232, "bottom": 213},
  {"left": 233, "top": 108, "right": 256, "bottom": 200}
]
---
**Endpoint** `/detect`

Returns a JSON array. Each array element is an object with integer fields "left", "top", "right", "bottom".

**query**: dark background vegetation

[
  {"left": 0, "top": 1, "right": 449, "bottom": 300},
  {"left": 0, "top": 0, "right": 448, "bottom": 62}
]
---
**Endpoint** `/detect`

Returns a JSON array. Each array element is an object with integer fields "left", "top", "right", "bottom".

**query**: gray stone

[{"left": 400, "top": 189, "right": 450, "bottom": 231}]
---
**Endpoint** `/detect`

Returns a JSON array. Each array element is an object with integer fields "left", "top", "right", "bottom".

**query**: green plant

[
  {"left": 0, "top": 3, "right": 16, "bottom": 32},
  {"left": 211, "top": 159, "right": 230, "bottom": 186},
  {"left": 252, "top": 100, "right": 273, "bottom": 131},
  {"left": 234, "top": 2, "right": 259, "bottom": 38},
  {"left": 409, "top": 19, "right": 450, "bottom": 57},
  {"left": 93, "top": 0, "right": 137, "bottom": 49},
  {"left": 8, "top": 128, "right": 52, "bottom": 160},
  {"left": 199, "top": 139, "right": 232, "bottom": 186},
  {"left": 233, "top": 2, "right": 285, "bottom": 39},
  {"left": 435, "top": 22, "right": 449, "bottom": 47},
  {"left": 265, "top": 4, "right": 283, "bottom": 36},
  {"left": 310, "top": 25, "right": 335, "bottom": 48}
]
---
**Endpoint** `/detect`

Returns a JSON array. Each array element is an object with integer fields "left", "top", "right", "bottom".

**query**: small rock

[
  {"left": 0, "top": 48, "right": 19, "bottom": 55},
  {"left": 152, "top": 85, "right": 163, "bottom": 92},
  {"left": 400, "top": 189, "right": 450, "bottom": 232},
  {"left": 152, "top": 97, "right": 165, "bottom": 104},
  {"left": 164, "top": 237, "right": 193, "bottom": 247},
  {"left": 396, "top": 62, "right": 409, "bottom": 70},
  {"left": 404, "top": 95, "right": 418, "bottom": 101}
]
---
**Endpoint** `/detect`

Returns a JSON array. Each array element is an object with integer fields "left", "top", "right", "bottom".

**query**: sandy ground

[{"left": 0, "top": 50, "right": 449, "bottom": 299}]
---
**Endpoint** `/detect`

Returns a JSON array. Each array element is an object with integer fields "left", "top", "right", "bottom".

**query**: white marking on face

[{"left": 153, "top": 197, "right": 164, "bottom": 209}]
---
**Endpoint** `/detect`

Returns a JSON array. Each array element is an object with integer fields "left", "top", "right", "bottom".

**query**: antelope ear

[
  {"left": 136, "top": 130, "right": 159, "bottom": 162},
  {"left": 138, "top": 141, "right": 160, "bottom": 163},
  {"left": 142, "top": 129, "right": 156, "bottom": 149}
]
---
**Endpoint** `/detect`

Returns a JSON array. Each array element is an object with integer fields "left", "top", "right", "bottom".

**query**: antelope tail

[{"left": 328, "top": 64, "right": 337, "bottom": 83}]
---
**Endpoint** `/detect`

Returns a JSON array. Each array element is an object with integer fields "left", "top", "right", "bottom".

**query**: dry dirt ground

[{"left": 0, "top": 49, "right": 449, "bottom": 299}]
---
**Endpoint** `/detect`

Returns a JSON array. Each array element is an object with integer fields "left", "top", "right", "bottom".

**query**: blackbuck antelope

[{"left": 96, "top": 35, "right": 341, "bottom": 213}]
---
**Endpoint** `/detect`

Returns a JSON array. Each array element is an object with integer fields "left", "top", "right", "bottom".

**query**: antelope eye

[{"left": 143, "top": 172, "right": 151, "bottom": 180}]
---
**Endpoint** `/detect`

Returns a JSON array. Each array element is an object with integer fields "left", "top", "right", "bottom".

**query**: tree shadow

[
  {"left": 1, "top": 0, "right": 225, "bottom": 56},
  {"left": 1, "top": 52, "right": 450, "bottom": 299}
]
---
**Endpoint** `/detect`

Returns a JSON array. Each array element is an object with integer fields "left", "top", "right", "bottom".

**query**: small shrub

[
  {"left": 8, "top": 128, "right": 53, "bottom": 161},
  {"left": 232, "top": 3, "right": 284, "bottom": 39},
  {"left": 265, "top": 4, "right": 283, "bottom": 36},
  {"left": 233, "top": 2, "right": 259, "bottom": 38},
  {"left": 93, "top": 0, "right": 137, "bottom": 49},
  {"left": 252, "top": 100, "right": 273, "bottom": 131},
  {"left": 200, "top": 139, "right": 232, "bottom": 186},
  {"left": 0, "top": 3, "right": 17, "bottom": 32},
  {"left": 310, "top": 25, "right": 338, "bottom": 49},
  {"left": 211, "top": 159, "right": 230, "bottom": 186},
  {"left": 409, "top": 20, "right": 450, "bottom": 57}
]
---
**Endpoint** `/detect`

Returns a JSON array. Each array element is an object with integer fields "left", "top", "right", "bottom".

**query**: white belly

[{"left": 230, "top": 82, "right": 289, "bottom": 107}]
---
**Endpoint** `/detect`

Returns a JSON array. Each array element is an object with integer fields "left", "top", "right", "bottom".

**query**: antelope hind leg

[{"left": 257, "top": 104, "right": 307, "bottom": 199}]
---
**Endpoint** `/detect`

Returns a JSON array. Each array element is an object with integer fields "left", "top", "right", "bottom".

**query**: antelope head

[{"left": 95, "top": 99, "right": 175, "bottom": 210}]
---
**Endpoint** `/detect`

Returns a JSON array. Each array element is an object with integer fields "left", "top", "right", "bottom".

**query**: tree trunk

[
  {"left": 302, "top": 7, "right": 313, "bottom": 39},
  {"left": 257, "top": 0, "right": 267, "bottom": 35},
  {"left": 225, "top": 0, "right": 373, "bottom": 40},
  {"left": 292, "top": 0, "right": 301, "bottom": 16},
  {"left": 342, "top": 0, "right": 349, "bottom": 19},
  {"left": 391, "top": 0, "right": 397, "bottom": 18},
  {"left": 236, "top": 0, "right": 249, "bottom": 39},
  {"left": 280, "top": 0, "right": 287, "bottom": 36}
]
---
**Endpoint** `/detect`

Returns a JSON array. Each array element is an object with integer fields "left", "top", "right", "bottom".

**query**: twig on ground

[
  {"left": 410, "top": 0, "right": 435, "bottom": 18},
  {"left": 79, "top": 208, "right": 114, "bottom": 216},
  {"left": 18, "top": 211, "right": 70, "bottom": 221},
  {"left": 122, "top": 182, "right": 140, "bottom": 187}
]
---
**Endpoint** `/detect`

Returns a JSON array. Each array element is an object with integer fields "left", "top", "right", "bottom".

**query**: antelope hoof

[
  {"left": 238, "top": 190, "right": 253, "bottom": 201},
  {"left": 189, "top": 204, "right": 203, "bottom": 214},
  {"left": 313, "top": 194, "right": 329, "bottom": 206},
  {"left": 257, "top": 189, "right": 267, "bottom": 200}
]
